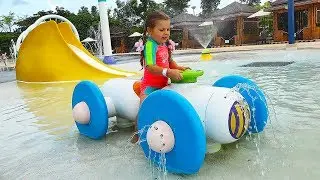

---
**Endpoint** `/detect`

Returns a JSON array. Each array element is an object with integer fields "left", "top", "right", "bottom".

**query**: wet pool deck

[
  {"left": 175, "top": 41, "right": 320, "bottom": 54},
  {"left": 115, "top": 41, "right": 320, "bottom": 57},
  {"left": 1, "top": 41, "right": 319, "bottom": 72}
]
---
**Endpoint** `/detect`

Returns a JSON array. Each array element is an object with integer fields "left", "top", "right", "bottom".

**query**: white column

[{"left": 98, "top": 0, "right": 113, "bottom": 56}]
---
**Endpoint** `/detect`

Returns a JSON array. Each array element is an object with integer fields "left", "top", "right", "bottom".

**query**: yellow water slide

[{"left": 16, "top": 21, "right": 137, "bottom": 82}]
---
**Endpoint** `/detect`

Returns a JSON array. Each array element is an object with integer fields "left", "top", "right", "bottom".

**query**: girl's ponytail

[
  {"left": 167, "top": 41, "right": 172, "bottom": 61},
  {"left": 139, "top": 25, "right": 147, "bottom": 68}
]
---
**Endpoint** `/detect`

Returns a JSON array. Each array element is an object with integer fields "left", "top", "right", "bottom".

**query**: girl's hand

[
  {"left": 167, "top": 69, "right": 183, "bottom": 81},
  {"left": 179, "top": 66, "right": 191, "bottom": 71}
]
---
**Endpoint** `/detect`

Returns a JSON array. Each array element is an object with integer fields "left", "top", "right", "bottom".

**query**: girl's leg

[
  {"left": 131, "top": 94, "right": 147, "bottom": 143},
  {"left": 140, "top": 94, "right": 147, "bottom": 105},
  {"left": 131, "top": 86, "right": 160, "bottom": 143}
]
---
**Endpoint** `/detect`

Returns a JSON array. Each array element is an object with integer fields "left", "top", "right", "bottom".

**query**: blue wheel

[
  {"left": 72, "top": 81, "right": 108, "bottom": 139},
  {"left": 213, "top": 75, "right": 269, "bottom": 133},
  {"left": 138, "top": 90, "right": 206, "bottom": 174}
]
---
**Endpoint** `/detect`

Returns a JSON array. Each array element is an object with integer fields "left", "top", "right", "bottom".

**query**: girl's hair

[{"left": 140, "top": 11, "right": 171, "bottom": 68}]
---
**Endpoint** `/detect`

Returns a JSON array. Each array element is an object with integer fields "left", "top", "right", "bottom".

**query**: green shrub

[{"left": 0, "top": 32, "right": 19, "bottom": 55}]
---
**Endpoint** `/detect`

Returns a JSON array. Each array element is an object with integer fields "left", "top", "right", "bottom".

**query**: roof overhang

[
  {"left": 172, "top": 21, "right": 203, "bottom": 28},
  {"left": 267, "top": 0, "right": 317, "bottom": 11},
  {"left": 211, "top": 12, "right": 255, "bottom": 21}
]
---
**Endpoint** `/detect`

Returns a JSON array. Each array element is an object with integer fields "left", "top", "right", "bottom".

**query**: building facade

[{"left": 269, "top": 0, "right": 320, "bottom": 41}]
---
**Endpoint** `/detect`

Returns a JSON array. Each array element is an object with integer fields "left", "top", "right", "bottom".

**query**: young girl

[{"left": 131, "top": 11, "right": 190, "bottom": 143}]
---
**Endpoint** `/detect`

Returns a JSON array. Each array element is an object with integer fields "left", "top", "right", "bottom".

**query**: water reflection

[
  {"left": 1, "top": 49, "right": 320, "bottom": 179},
  {"left": 13, "top": 80, "right": 108, "bottom": 137}
]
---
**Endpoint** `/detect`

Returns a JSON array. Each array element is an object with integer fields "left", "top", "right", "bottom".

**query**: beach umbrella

[
  {"left": 81, "top": 37, "right": 97, "bottom": 43},
  {"left": 248, "top": 10, "right": 271, "bottom": 18},
  {"left": 199, "top": 21, "right": 213, "bottom": 26},
  {"left": 129, "top": 32, "right": 143, "bottom": 37}
]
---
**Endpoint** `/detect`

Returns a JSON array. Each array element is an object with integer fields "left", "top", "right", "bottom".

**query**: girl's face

[{"left": 147, "top": 19, "right": 171, "bottom": 44}]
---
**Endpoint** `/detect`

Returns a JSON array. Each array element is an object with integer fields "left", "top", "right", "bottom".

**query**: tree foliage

[
  {"left": 163, "top": 0, "right": 190, "bottom": 17},
  {"left": 14, "top": 6, "right": 103, "bottom": 40},
  {"left": 111, "top": 0, "right": 166, "bottom": 51},
  {"left": 0, "top": 12, "right": 18, "bottom": 54},
  {"left": 0, "top": 32, "right": 19, "bottom": 55},
  {"left": 15, "top": 8, "right": 62, "bottom": 33},
  {"left": 0, "top": 20, "right": 4, "bottom": 32},
  {"left": 0, "top": 0, "right": 272, "bottom": 54},
  {"left": 200, "top": 0, "right": 220, "bottom": 18},
  {"left": 0, "top": 12, "right": 16, "bottom": 32},
  {"left": 113, "top": 0, "right": 164, "bottom": 28},
  {"left": 256, "top": 1, "right": 273, "bottom": 34},
  {"left": 239, "top": 0, "right": 261, "bottom": 6}
]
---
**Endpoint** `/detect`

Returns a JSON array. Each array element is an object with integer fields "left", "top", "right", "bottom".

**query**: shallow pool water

[{"left": 1, "top": 49, "right": 319, "bottom": 179}]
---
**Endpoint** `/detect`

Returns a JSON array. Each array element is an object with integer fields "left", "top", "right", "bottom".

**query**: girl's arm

[
  {"left": 145, "top": 65, "right": 166, "bottom": 75},
  {"left": 146, "top": 65, "right": 183, "bottom": 81}
]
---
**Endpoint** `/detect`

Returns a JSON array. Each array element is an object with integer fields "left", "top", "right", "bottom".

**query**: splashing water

[
  {"left": 147, "top": 149, "right": 168, "bottom": 180},
  {"left": 224, "top": 82, "right": 280, "bottom": 176},
  {"left": 188, "top": 22, "right": 218, "bottom": 49},
  {"left": 88, "top": 25, "right": 103, "bottom": 56},
  {"left": 125, "top": 124, "right": 170, "bottom": 180},
  {"left": 10, "top": 39, "right": 17, "bottom": 60}
]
